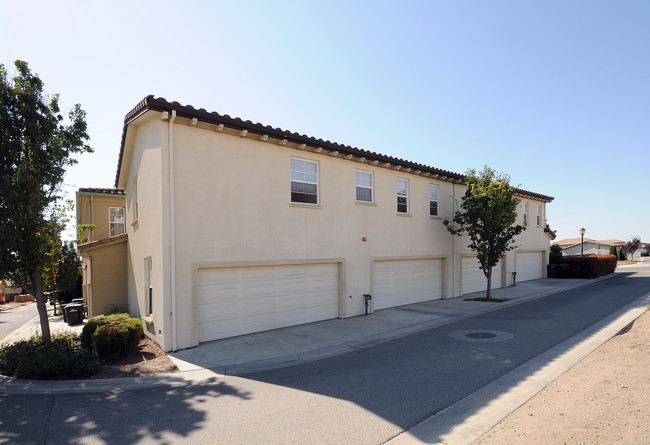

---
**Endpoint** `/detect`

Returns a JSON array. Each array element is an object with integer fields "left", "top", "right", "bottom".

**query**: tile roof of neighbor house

[
  {"left": 77, "top": 233, "right": 128, "bottom": 251},
  {"left": 78, "top": 188, "right": 125, "bottom": 196},
  {"left": 114, "top": 95, "right": 554, "bottom": 203},
  {"left": 556, "top": 238, "right": 624, "bottom": 249}
]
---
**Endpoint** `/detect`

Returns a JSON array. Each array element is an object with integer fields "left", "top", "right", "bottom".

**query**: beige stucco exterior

[
  {"left": 114, "top": 103, "right": 552, "bottom": 352},
  {"left": 76, "top": 190, "right": 128, "bottom": 316}
]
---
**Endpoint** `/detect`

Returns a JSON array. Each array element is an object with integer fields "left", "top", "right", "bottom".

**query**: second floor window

[
  {"left": 536, "top": 205, "right": 541, "bottom": 226},
  {"left": 109, "top": 207, "right": 126, "bottom": 235},
  {"left": 291, "top": 158, "right": 318, "bottom": 204},
  {"left": 430, "top": 184, "right": 439, "bottom": 216},
  {"left": 523, "top": 202, "right": 528, "bottom": 224},
  {"left": 356, "top": 171, "right": 373, "bottom": 202},
  {"left": 397, "top": 179, "right": 408, "bottom": 214}
]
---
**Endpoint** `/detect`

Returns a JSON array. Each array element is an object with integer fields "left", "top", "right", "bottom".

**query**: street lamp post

[{"left": 579, "top": 227, "right": 586, "bottom": 256}]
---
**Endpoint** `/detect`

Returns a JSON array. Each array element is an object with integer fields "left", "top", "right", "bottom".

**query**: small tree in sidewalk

[
  {"left": 444, "top": 166, "right": 525, "bottom": 299},
  {"left": 0, "top": 60, "right": 92, "bottom": 344}
]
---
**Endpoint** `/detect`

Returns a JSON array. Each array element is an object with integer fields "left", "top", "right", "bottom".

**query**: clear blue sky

[{"left": 2, "top": 0, "right": 648, "bottom": 243}]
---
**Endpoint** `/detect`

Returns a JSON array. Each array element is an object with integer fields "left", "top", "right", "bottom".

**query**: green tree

[
  {"left": 0, "top": 60, "right": 92, "bottom": 343},
  {"left": 444, "top": 166, "right": 525, "bottom": 299}
]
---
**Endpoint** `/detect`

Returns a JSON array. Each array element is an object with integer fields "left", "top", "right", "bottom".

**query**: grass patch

[{"left": 464, "top": 297, "right": 509, "bottom": 303}]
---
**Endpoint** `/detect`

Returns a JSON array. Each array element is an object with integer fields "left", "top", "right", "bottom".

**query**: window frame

[
  {"left": 290, "top": 158, "right": 319, "bottom": 205},
  {"left": 397, "top": 178, "right": 409, "bottom": 214},
  {"left": 132, "top": 177, "right": 139, "bottom": 223},
  {"left": 523, "top": 202, "right": 528, "bottom": 224},
  {"left": 429, "top": 184, "right": 439, "bottom": 217},
  {"left": 108, "top": 206, "right": 126, "bottom": 236},
  {"left": 355, "top": 170, "right": 374, "bottom": 203},
  {"left": 536, "top": 204, "right": 541, "bottom": 226}
]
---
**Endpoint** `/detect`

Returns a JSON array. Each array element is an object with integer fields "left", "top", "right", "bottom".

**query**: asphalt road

[
  {"left": 0, "top": 302, "right": 38, "bottom": 341},
  {"left": 2, "top": 267, "right": 649, "bottom": 444}
]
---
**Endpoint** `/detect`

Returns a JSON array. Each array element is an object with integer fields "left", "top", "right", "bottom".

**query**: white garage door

[
  {"left": 516, "top": 252, "right": 543, "bottom": 282},
  {"left": 373, "top": 259, "right": 443, "bottom": 310},
  {"left": 461, "top": 256, "right": 502, "bottom": 295},
  {"left": 197, "top": 263, "right": 339, "bottom": 342}
]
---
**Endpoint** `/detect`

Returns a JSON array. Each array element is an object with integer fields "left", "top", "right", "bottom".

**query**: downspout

[
  {"left": 169, "top": 110, "right": 177, "bottom": 352},
  {"left": 90, "top": 196, "right": 94, "bottom": 242},
  {"left": 452, "top": 183, "right": 456, "bottom": 297}
]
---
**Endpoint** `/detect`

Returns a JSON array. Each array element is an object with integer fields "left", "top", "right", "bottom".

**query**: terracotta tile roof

[
  {"left": 556, "top": 238, "right": 624, "bottom": 249},
  {"left": 78, "top": 188, "right": 125, "bottom": 196},
  {"left": 114, "top": 95, "right": 554, "bottom": 203},
  {"left": 78, "top": 233, "right": 128, "bottom": 251}
]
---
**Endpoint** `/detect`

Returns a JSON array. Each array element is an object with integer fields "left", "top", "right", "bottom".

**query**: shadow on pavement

[{"left": 0, "top": 376, "right": 250, "bottom": 445}]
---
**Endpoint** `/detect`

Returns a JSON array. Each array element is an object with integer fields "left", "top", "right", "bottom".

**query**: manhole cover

[
  {"left": 465, "top": 332, "right": 497, "bottom": 339},
  {"left": 449, "top": 329, "right": 514, "bottom": 343}
]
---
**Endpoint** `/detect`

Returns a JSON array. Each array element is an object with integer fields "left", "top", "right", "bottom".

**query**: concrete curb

[{"left": 386, "top": 291, "right": 650, "bottom": 445}]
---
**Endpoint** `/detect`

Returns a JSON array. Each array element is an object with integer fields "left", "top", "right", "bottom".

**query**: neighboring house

[
  {"left": 556, "top": 238, "right": 624, "bottom": 257},
  {"left": 82, "top": 95, "right": 553, "bottom": 352},
  {"left": 0, "top": 280, "right": 22, "bottom": 302},
  {"left": 76, "top": 188, "right": 128, "bottom": 317}
]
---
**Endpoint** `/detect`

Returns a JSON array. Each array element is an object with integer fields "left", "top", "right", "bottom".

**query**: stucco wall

[
  {"left": 120, "top": 114, "right": 170, "bottom": 347},
  {"left": 82, "top": 241, "right": 128, "bottom": 317},
  {"left": 77, "top": 194, "right": 126, "bottom": 241}
]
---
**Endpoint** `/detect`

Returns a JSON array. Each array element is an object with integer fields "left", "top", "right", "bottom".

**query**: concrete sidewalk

[{"left": 0, "top": 276, "right": 595, "bottom": 395}]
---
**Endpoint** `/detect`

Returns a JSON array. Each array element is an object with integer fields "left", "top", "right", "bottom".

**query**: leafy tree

[
  {"left": 444, "top": 166, "right": 525, "bottom": 299},
  {"left": 0, "top": 60, "right": 92, "bottom": 343},
  {"left": 625, "top": 236, "right": 642, "bottom": 260},
  {"left": 609, "top": 246, "right": 617, "bottom": 257},
  {"left": 549, "top": 243, "right": 563, "bottom": 264}
]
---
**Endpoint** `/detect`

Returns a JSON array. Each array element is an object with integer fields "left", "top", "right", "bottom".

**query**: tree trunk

[
  {"left": 31, "top": 268, "right": 51, "bottom": 344},
  {"left": 485, "top": 268, "right": 492, "bottom": 299}
]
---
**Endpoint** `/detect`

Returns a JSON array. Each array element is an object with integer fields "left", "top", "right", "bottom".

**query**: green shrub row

[
  {"left": 0, "top": 332, "right": 99, "bottom": 379},
  {"left": 556, "top": 254, "right": 617, "bottom": 278},
  {"left": 81, "top": 313, "right": 143, "bottom": 361}
]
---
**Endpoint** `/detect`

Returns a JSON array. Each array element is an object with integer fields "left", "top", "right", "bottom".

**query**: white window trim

[
  {"left": 397, "top": 178, "right": 409, "bottom": 214},
  {"left": 108, "top": 206, "right": 126, "bottom": 236},
  {"left": 131, "top": 177, "right": 139, "bottom": 225},
  {"left": 290, "top": 158, "right": 319, "bottom": 206},
  {"left": 536, "top": 205, "right": 541, "bottom": 226},
  {"left": 355, "top": 170, "right": 374, "bottom": 203},
  {"left": 523, "top": 202, "right": 528, "bottom": 224},
  {"left": 429, "top": 184, "right": 440, "bottom": 217}
]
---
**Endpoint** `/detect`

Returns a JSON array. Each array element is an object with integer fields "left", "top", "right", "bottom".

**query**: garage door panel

[
  {"left": 516, "top": 252, "right": 543, "bottom": 282},
  {"left": 198, "top": 263, "right": 339, "bottom": 342},
  {"left": 373, "top": 259, "right": 443, "bottom": 310},
  {"left": 462, "top": 257, "right": 502, "bottom": 295}
]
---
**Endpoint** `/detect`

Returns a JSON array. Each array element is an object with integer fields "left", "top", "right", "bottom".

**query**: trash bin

[
  {"left": 65, "top": 304, "right": 83, "bottom": 326},
  {"left": 61, "top": 303, "right": 68, "bottom": 322},
  {"left": 547, "top": 264, "right": 558, "bottom": 278},
  {"left": 558, "top": 264, "right": 570, "bottom": 279}
]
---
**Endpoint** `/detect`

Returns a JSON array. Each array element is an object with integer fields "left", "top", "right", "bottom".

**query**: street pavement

[{"left": 0, "top": 261, "right": 648, "bottom": 444}]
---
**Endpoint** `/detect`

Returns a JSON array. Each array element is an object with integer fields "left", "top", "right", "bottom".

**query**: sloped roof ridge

[
  {"left": 115, "top": 96, "right": 553, "bottom": 202},
  {"left": 78, "top": 187, "right": 125, "bottom": 195}
]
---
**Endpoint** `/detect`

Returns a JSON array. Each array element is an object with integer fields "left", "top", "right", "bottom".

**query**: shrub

[
  {"left": 82, "top": 313, "right": 142, "bottom": 361},
  {"left": 557, "top": 254, "right": 617, "bottom": 279},
  {"left": 609, "top": 246, "right": 617, "bottom": 256},
  {"left": 92, "top": 320, "right": 142, "bottom": 360},
  {"left": 81, "top": 313, "right": 131, "bottom": 350},
  {"left": 0, "top": 332, "right": 98, "bottom": 379}
]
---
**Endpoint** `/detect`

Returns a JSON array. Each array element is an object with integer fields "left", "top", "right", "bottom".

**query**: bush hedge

[
  {"left": 81, "top": 313, "right": 142, "bottom": 361},
  {"left": 556, "top": 254, "right": 617, "bottom": 279},
  {"left": 0, "top": 332, "right": 99, "bottom": 379}
]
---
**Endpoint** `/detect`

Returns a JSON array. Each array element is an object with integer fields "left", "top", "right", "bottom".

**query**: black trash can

[
  {"left": 547, "top": 264, "right": 558, "bottom": 278},
  {"left": 558, "top": 264, "right": 570, "bottom": 279},
  {"left": 65, "top": 304, "right": 83, "bottom": 326},
  {"left": 61, "top": 303, "right": 68, "bottom": 322}
]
